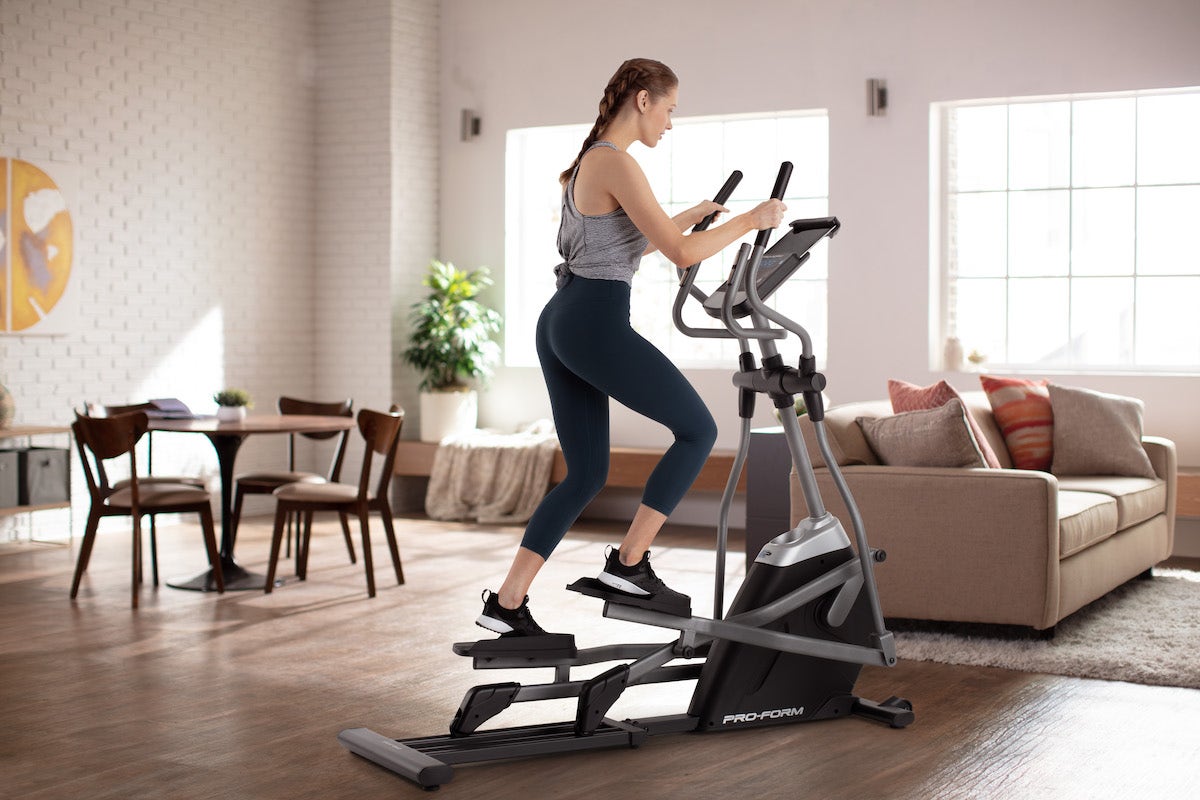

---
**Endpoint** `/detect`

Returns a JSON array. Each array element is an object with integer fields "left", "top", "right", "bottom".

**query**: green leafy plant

[
  {"left": 213, "top": 388, "right": 253, "bottom": 407},
  {"left": 402, "top": 260, "right": 502, "bottom": 392}
]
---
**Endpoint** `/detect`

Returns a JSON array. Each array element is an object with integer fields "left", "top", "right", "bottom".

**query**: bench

[{"left": 393, "top": 440, "right": 745, "bottom": 494}]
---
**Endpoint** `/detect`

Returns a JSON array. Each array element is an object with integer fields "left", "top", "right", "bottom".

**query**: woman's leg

[{"left": 497, "top": 546, "right": 545, "bottom": 609}]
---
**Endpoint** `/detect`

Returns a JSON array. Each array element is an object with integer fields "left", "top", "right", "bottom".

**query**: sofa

[{"left": 790, "top": 387, "right": 1176, "bottom": 632}]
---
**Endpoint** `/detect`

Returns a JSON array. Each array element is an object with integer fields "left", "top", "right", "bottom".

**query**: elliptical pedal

[
  {"left": 567, "top": 577, "right": 693, "bottom": 618},
  {"left": 453, "top": 634, "right": 578, "bottom": 661}
]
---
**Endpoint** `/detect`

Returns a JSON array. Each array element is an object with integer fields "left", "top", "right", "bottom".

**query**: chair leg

[
  {"left": 198, "top": 505, "right": 225, "bottom": 593},
  {"left": 297, "top": 512, "right": 314, "bottom": 580},
  {"left": 339, "top": 511, "right": 357, "bottom": 564},
  {"left": 358, "top": 507, "right": 376, "bottom": 597},
  {"left": 131, "top": 515, "right": 142, "bottom": 609},
  {"left": 149, "top": 514, "right": 160, "bottom": 587},
  {"left": 285, "top": 510, "right": 294, "bottom": 559},
  {"left": 264, "top": 505, "right": 289, "bottom": 593},
  {"left": 378, "top": 504, "right": 404, "bottom": 586},
  {"left": 70, "top": 510, "right": 103, "bottom": 599}
]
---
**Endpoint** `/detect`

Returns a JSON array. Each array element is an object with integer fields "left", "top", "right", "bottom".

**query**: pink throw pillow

[
  {"left": 887, "top": 379, "right": 1002, "bottom": 468},
  {"left": 979, "top": 375, "right": 1054, "bottom": 471}
]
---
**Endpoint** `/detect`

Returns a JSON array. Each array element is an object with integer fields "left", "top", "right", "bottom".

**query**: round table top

[{"left": 148, "top": 414, "right": 356, "bottom": 435}]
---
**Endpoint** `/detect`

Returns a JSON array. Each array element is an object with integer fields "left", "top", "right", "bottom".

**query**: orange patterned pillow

[
  {"left": 979, "top": 375, "right": 1054, "bottom": 471},
  {"left": 887, "top": 379, "right": 1002, "bottom": 468}
]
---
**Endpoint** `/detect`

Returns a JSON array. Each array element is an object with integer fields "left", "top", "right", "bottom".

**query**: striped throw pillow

[{"left": 979, "top": 375, "right": 1054, "bottom": 471}]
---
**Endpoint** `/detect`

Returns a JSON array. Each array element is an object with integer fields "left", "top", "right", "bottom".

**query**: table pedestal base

[{"left": 167, "top": 558, "right": 282, "bottom": 592}]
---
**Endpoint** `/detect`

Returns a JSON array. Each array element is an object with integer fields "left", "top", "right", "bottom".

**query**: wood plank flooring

[{"left": 2, "top": 516, "right": 1198, "bottom": 799}]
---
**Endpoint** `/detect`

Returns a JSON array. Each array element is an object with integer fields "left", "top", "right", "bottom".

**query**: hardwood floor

[{"left": 2, "top": 516, "right": 1197, "bottom": 799}]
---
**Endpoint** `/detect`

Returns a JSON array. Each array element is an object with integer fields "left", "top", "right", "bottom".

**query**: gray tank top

[{"left": 553, "top": 141, "right": 649, "bottom": 288}]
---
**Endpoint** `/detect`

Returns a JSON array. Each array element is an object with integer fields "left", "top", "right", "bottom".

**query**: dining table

[{"left": 151, "top": 414, "right": 356, "bottom": 592}]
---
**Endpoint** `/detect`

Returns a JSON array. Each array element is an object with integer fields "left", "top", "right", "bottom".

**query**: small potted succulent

[{"left": 213, "top": 388, "right": 253, "bottom": 422}]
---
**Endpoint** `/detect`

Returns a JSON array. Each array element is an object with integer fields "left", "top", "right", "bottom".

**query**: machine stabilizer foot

[{"left": 338, "top": 727, "right": 454, "bottom": 789}]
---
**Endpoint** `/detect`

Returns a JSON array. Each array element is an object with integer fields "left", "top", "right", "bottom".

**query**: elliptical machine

[{"left": 339, "top": 163, "right": 913, "bottom": 790}]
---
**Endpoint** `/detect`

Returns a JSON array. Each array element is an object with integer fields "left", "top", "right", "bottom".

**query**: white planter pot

[
  {"left": 217, "top": 405, "right": 247, "bottom": 422},
  {"left": 419, "top": 390, "right": 477, "bottom": 443}
]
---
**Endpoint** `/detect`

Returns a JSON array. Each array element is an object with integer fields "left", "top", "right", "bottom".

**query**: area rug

[{"left": 892, "top": 569, "right": 1200, "bottom": 689}]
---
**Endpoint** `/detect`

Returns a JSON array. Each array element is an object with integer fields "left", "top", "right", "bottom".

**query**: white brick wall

[{"left": 0, "top": 0, "right": 440, "bottom": 538}]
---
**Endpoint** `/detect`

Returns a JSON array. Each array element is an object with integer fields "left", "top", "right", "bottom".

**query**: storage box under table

[
  {"left": 0, "top": 450, "right": 19, "bottom": 508},
  {"left": 18, "top": 447, "right": 70, "bottom": 505}
]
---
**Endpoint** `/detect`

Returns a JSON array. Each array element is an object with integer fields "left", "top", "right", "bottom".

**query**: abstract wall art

[{"left": 1, "top": 158, "right": 76, "bottom": 334}]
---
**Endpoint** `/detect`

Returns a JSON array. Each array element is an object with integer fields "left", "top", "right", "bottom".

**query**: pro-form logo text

[{"left": 722, "top": 707, "right": 804, "bottom": 725}]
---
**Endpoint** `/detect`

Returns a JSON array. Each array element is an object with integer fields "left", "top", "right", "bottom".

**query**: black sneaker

[
  {"left": 597, "top": 547, "right": 691, "bottom": 610},
  {"left": 476, "top": 590, "right": 548, "bottom": 637}
]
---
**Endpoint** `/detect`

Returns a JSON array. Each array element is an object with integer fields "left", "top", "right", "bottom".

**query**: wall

[
  {"left": 434, "top": 0, "right": 1200, "bottom": 531},
  {"left": 0, "top": 0, "right": 439, "bottom": 536}
]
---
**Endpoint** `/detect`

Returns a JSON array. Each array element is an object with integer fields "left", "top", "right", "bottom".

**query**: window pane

[
  {"left": 952, "top": 105, "right": 1007, "bottom": 191},
  {"left": 724, "top": 118, "right": 780, "bottom": 197},
  {"left": 1009, "top": 101, "right": 1069, "bottom": 190},
  {"left": 1072, "top": 188, "right": 1134, "bottom": 276},
  {"left": 1008, "top": 278, "right": 1069, "bottom": 365},
  {"left": 670, "top": 121, "right": 725, "bottom": 204},
  {"left": 779, "top": 115, "right": 829, "bottom": 198},
  {"left": 953, "top": 192, "right": 1007, "bottom": 277},
  {"left": 1137, "top": 185, "right": 1200, "bottom": 276},
  {"left": 1139, "top": 93, "right": 1200, "bottom": 185},
  {"left": 1070, "top": 277, "right": 1135, "bottom": 364},
  {"left": 1072, "top": 97, "right": 1136, "bottom": 187},
  {"left": 954, "top": 277, "right": 1007, "bottom": 365},
  {"left": 1135, "top": 277, "right": 1200, "bottom": 366},
  {"left": 1008, "top": 190, "right": 1069, "bottom": 276}
]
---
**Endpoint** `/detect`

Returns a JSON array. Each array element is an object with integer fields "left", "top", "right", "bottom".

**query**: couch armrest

[
  {"left": 1142, "top": 436, "right": 1177, "bottom": 550},
  {"left": 791, "top": 466, "right": 1062, "bottom": 629}
]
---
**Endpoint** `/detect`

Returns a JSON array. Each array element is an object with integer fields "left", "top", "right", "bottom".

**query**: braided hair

[{"left": 559, "top": 58, "right": 678, "bottom": 185}]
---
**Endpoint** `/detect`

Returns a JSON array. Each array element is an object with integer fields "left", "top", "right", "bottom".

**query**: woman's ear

[{"left": 636, "top": 89, "right": 649, "bottom": 112}]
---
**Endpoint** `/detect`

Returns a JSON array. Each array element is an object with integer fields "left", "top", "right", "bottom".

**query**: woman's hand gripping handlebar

[{"left": 674, "top": 163, "right": 792, "bottom": 340}]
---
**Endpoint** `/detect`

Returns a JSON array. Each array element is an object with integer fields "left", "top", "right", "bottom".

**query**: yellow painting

[{"left": 2, "top": 158, "right": 75, "bottom": 332}]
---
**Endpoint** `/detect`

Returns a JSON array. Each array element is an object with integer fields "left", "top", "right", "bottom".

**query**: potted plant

[
  {"left": 402, "top": 260, "right": 502, "bottom": 442},
  {"left": 213, "top": 388, "right": 253, "bottom": 422}
]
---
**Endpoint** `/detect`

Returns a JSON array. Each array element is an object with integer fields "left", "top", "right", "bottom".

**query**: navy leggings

[{"left": 520, "top": 276, "right": 718, "bottom": 559}]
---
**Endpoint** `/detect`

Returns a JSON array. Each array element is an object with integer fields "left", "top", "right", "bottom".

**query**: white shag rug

[{"left": 893, "top": 569, "right": 1200, "bottom": 688}]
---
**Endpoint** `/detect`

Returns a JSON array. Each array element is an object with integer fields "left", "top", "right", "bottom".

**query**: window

[
  {"left": 934, "top": 88, "right": 1200, "bottom": 373},
  {"left": 505, "top": 110, "right": 829, "bottom": 369}
]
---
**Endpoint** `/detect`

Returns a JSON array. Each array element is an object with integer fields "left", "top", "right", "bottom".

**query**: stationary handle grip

[
  {"left": 754, "top": 161, "right": 792, "bottom": 248},
  {"left": 692, "top": 170, "right": 743, "bottom": 233}
]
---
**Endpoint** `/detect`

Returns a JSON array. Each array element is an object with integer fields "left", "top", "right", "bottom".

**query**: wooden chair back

[
  {"left": 277, "top": 395, "right": 353, "bottom": 478},
  {"left": 353, "top": 408, "right": 405, "bottom": 501},
  {"left": 72, "top": 411, "right": 148, "bottom": 503}
]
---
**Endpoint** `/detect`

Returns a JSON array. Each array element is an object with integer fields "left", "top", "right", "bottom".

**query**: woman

[{"left": 479, "top": 58, "right": 786, "bottom": 636}]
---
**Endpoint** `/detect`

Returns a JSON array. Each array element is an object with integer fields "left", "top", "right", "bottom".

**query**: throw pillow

[
  {"left": 858, "top": 398, "right": 987, "bottom": 468},
  {"left": 1048, "top": 384, "right": 1156, "bottom": 478},
  {"left": 979, "top": 374, "right": 1054, "bottom": 471},
  {"left": 887, "top": 379, "right": 1002, "bottom": 468}
]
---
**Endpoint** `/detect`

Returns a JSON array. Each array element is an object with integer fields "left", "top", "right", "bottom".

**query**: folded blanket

[{"left": 424, "top": 420, "right": 559, "bottom": 524}]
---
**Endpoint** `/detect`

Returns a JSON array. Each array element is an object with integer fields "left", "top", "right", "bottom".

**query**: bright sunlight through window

[{"left": 933, "top": 88, "right": 1200, "bottom": 374}]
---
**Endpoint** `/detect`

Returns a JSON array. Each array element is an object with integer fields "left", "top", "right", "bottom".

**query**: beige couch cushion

[
  {"left": 858, "top": 399, "right": 987, "bottom": 468},
  {"left": 1058, "top": 490, "right": 1119, "bottom": 557},
  {"left": 1049, "top": 383, "right": 1157, "bottom": 478},
  {"left": 1056, "top": 476, "right": 1166, "bottom": 530}
]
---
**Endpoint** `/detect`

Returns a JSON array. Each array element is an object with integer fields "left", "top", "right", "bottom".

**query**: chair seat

[
  {"left": 113, "top": 475, "right": 207, "bottom": 490},
  {"left": 236, "top": 470, "right": 326, "bottom": 490},
  {"left": 273, "top": 481, "right": 369, "bottom": 503},
  {"left": 106, "top": 483, "right": 212, "bottom": 509}
]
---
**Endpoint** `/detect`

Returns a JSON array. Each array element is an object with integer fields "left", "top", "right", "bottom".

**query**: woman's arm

[
  {"left": 592, "top": 149, "right": 785, "bottom": 268},
  {"left": 644, "top": 202, "right": 727, "bottom": 256}
]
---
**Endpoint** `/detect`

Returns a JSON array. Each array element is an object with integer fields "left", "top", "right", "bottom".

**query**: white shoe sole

[
  {"left": 597, "top": 571, "right": 651, "bottom": 596},
  {"left": 475, "top": 614, "right": 513, "bottom": 634}
]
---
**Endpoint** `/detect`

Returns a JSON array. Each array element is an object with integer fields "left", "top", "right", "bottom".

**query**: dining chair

[
  {"left": 71, "top": 411, "right": 224, "bottom": 608},
  {"left": 84, "top": 401, "right": 210, "bottom": 585},
  {"left": 263, "top": 407, "right": 405, "bottom": 597},
  {"left": 229, "top": 396, "right": 355, "bottom": 563}
]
